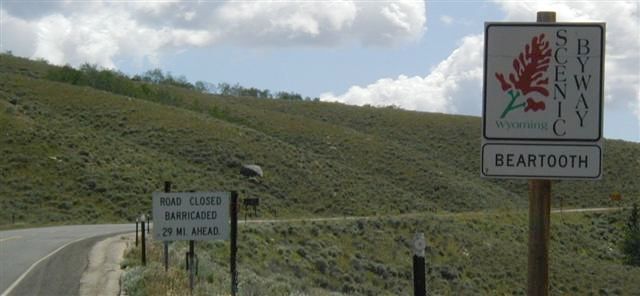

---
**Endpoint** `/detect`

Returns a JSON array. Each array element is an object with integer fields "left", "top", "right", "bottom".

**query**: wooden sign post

[
  {"left": 528, "top": 178, "right": 551, "bottom": 295},
  {"left": 482, "top": 10, "right": 605, "bottom": 296},
  {"left": 527, "top": 12, "right": 555, "bottom": 296}
]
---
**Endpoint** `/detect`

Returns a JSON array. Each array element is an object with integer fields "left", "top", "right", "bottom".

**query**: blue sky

[{"left": 1, "top": 1, "right": 638, "bottom": 142}]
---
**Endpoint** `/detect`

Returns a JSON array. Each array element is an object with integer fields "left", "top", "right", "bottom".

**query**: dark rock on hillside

[
  {"left": 440, "top": 266, "right": 459, "bottom": 281},
  {"left": 241, "top": 164, "right": 263, "bottom": 177}
]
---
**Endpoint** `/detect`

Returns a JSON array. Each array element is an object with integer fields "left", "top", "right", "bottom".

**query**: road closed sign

[
  {"left": 153, "top": 191, "right": 230, "bottom": 241},
  {"left": 482, "top": 22, "right": 605, "bottom": 179}
]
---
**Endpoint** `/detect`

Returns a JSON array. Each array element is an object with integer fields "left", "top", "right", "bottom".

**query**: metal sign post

[
  {"left": 230, "top": 191, "right": 239, "bottom": 296},
  {"left": 164, "top": 181, "right": 171, "bottom": 272}
]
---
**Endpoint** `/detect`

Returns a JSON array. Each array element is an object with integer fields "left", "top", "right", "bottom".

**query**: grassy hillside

[
  {"left": 1, "top": 54, "right": 639, "bottom": 294},
  {"left": 1, "top": 53, "right": 638, "bottom": 225},
  {"left": 209, "top": 96, "right": 640, "bottom": 209}
]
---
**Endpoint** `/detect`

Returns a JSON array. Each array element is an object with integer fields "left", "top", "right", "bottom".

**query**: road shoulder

[{"left": 79, "top": 233, "right": 134, "bottom": 296}]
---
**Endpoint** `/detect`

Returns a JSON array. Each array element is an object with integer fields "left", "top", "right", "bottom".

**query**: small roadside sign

[
  {"left": 482, "top": 143, "right": 601, "bottom": 178},
  {"left": 153, "top": 191, "right": 230, "bottom": 241},
  {"left": 609, "top": 192, "right": 622, "bottom": 201},
  {"left": 482, "top": 22, "right": 605, "bottom": 179}
]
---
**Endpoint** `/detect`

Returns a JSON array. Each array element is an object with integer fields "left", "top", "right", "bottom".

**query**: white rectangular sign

[
  {"left": 482, "top": 22, "right": 604, "bottom": 179},
  {"left": 152, "top": 191, "right": 230, "bottom": 241},
  {"left": 483, "top": 23, "right": 604, "bottom": 141},
  {"left": 482, "top": 143, "right": 601, "bottom": 179}
]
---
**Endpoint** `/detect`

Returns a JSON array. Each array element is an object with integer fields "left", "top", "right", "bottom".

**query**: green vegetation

[
  {"left": 45, "top": 63, "right": 316, "bottom": 102},
  {"left": 122, "top": 211, "right": 640, "bottom": 295},
  {"left": 622, "top": 203, "right": 640, "bottom": 266},
  {"left": 1, "top": 54, "right": 639, "bottom": 294}
]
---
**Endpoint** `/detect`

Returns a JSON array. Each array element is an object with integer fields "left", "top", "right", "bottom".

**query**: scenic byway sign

[
  {"left": 482, "top": 23, "right": 604, "bottom": 179},
  {"left": 153, "top": 191, "right": 230, "bottom": 241}
]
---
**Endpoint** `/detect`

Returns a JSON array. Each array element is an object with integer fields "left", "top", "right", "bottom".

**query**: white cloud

[
  {"left": 2, "top": 2, "right": 214, "bottom": 68},
  {"left": 0, "top": 9, "right": 37, "bottom": 56},
  {"left": 0, "top": 0, "right": 426, "bottom": 67},
  {"left": 321, "top": 35, "right": 483, "bottom": 114},
  {"left": 323, "top": 1, "right": 639, "bottom": 134},
  {"left": 214, "top": 0, "right": 425, "bottom": 47}
]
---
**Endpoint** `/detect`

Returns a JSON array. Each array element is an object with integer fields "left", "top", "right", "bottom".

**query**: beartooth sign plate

[
  {"left": 483, "top": 23, "right": 605, "bottom": 141},
  {"left": 152, "top": 192, "right": 230, "bottom": 241},
  {"left": 482, "top": 143, "right": 601, "bottom": 179}
]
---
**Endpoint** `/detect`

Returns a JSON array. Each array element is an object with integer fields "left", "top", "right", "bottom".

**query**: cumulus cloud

[
  {"left": 2, "top": 1, "right": 214, "bottom": 68},
  {"left": 324, "top": 1, "right": 639, "bottom": 130},
  {"left": 321, "top": 35, "right": 483, "bottom": 114},
  {"left": 0, "top": 0, "right": 426, "bottom": 67},
  {"left": 0, "top": 9, "right": 37, "bottom": 57}
]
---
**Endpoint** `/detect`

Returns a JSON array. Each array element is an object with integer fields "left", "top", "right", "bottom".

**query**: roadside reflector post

[
  {"left": 412, "top": 232, "right": 426, "bottom": 296},
  {"left": 230, "top": 191, "right": 239, "bottom": 296},
  {"left": 141, "top": 214, "right": 147, "bottom": 266},
  {"left": 164, "top": 181, "right": 171, "bottom": 272}
]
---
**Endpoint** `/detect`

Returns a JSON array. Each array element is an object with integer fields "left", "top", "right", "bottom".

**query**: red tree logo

[{"left": 495, "top": 33, "right": 551, "bottom": 118}]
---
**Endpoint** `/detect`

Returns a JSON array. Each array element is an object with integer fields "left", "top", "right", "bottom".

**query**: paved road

[{"left": 0, "top": 224, "right": 134, "bottom": 296}]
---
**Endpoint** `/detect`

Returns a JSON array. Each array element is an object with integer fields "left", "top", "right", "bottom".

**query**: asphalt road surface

[{"left": 0, "top": 224, "right": 134, "bottom": 296}]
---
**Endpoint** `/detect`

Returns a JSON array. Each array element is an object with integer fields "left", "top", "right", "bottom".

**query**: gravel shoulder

[{"left": 79, "top": 233, "right": 134, "bottom": 296}]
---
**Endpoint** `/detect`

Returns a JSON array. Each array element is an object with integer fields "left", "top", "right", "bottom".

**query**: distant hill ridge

[{"left": 0, "top": 54, "right": 638, "bottom": 225}]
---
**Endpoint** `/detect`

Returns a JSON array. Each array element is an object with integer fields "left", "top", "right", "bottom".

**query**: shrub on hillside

[{"left": 622, "top": 203, "right": 640, "bottom": 266}]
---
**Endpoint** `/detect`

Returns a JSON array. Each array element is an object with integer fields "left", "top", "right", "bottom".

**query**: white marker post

[
  {"left": 140, "top": 214, "right": 146, "bottom": 266},
  {"left": 412, "top": 232, "right": 426, "bottom": 296}
]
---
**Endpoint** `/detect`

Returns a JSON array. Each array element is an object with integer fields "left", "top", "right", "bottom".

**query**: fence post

[
  {"left": 135, "top": 218, "right": 139, "bottom": 247},
  {"left": 189, "top": 240, "right": 195, "bottom": 293}
]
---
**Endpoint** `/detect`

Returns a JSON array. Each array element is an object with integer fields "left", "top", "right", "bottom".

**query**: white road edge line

[{"left": 1, "top": 235, "right": 91, "bottom": 296}]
